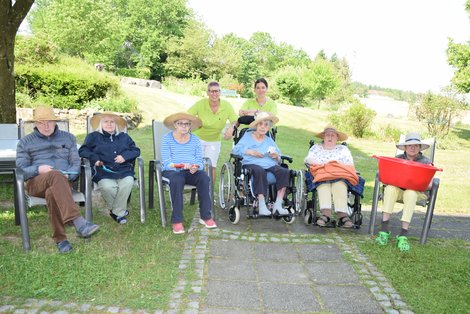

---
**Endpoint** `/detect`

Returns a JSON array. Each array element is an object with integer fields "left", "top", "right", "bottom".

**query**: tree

[
  {"left": 30, "top": 0, "right": 124, "bottom": 66},
  {"left": 306, "top": 58, "right": 340, "bottom": 108},
  {"left": 414, "top": 91, "right": 463, "bottom": 137},
  {"left": 164, "top": 18, "right": 211, "bottom": 79},
  {"left": 447, "top": 0, "right": 470, "bottom": 93},
  {"left": 0, "top": 0, "right": 35, "bottom": 123}
]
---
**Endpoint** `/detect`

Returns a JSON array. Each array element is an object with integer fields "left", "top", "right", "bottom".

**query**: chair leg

[
  {"left": 190, "top": 189, "right": 196, "bottom": 205},
  {"left": 368, "top": 171, "right": 381, "bottom": 236},
  {"left": 420, "top": 179, "right": 439, "bottom": 245},
  {"left": 138, "top": 157, "right": 146, "bottom": 223},
  {"left": 148, "top": 161, "right": 155, "bottom": 209},
  {"left": 156, "top": 170, "right": 167, "bottom": 228},
  {"left": 15, "top": 177, "right": 31, "bottom": 251}
]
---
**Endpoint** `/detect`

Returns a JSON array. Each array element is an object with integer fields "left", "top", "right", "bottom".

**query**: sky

[{"left": 187, "top": 0, "right": 470, "bottom": 93}]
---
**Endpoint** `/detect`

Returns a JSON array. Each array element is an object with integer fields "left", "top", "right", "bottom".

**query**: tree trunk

[{"left": 0, "top": 0, "right": 35, "bottom": 123}]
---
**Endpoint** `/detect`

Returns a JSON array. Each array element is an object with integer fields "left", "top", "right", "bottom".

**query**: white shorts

[{"left": 200, "top": 140, "right": 221, "bottom": 167}]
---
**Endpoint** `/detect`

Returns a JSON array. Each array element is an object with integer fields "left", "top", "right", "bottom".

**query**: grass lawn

[{"left": 1, "top": 86, "right": 469, "bottom": 312}]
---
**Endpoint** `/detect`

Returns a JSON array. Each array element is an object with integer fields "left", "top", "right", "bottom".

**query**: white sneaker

[
  {"left": 274, "top": 205, "right": 289, "bottom": 215},
  {"left": 258, "top": 204, "right": 271, "bottom": 216}
]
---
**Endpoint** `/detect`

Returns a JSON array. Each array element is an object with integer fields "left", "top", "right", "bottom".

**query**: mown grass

[
  {"left": 1, "top": 86, "right": 469, "bottom": 312},
  {"left": 358, "top": 238, "right": 470, "bottom": 314}
]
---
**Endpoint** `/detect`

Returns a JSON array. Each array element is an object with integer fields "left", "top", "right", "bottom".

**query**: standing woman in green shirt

[
  {"left": 188, "top": 81, "right": 238, "bottom": 182},
  {"left": 239, "top": 78, "right": 278, "bottom": 119}
]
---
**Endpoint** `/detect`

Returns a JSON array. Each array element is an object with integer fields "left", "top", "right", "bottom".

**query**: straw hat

[
  {"left": 90, "top": 112, "right": 127, "bottom": 130},
  {"left": 32, "top": 106, "right": 60, "bottom": 121},
  {"left": 396, "top": 132, "right": 430, "bottom": 151},
  {"left": 316, "top": 126, "right": 348, "bottom": 141},
  {"left": 248, "top": 112, "right": 279, "bottom": 128},
  {"left": 163, "top": 112, "right": 202, "bottom": 130}
]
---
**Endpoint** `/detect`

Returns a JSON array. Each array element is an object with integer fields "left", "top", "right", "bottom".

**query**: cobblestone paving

[{"left": 2, "top": 209, "right": 469, "bottom": 313}]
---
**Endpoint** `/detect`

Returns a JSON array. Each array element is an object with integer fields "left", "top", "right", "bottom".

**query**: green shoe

[
  {"left": 396, "top": 235, "right": 410, "bottom": 252},
  {"left": 375, "top": 231, "right": 391, "bottom": 246}
]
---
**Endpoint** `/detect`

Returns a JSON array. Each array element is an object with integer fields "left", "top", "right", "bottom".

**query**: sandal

[
  {"left": 339, "top": 216, "right": 354, "bottom": 228},
  {"left": 396, "top": 235, "right": 410, "bottom": 252},
  {"left": 316, "top": 215, "right": 330, "bottom": 227},
  {"left": 110, "top": 210, "right": 129, "bottom": 224},
  {"left": 375, "top": 231, "right": 391, "bottom": 246}
]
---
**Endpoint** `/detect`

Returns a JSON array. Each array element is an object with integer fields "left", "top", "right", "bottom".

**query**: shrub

[
  {"left": 114, "top": 67, "right": 151, "bottom": 79},
  {"left": 15, "top": 35, "right": 59, "bottom": 65},
  {"left": 164, "top": 77, "right": 208, "bottom": 96},
  {"left": 15, "top": 57, "right": 119, "bottom": 109},
  {"left": 84, "top": 96, "right": 138, "bottom": 113},
  {"left": 328, "top": 100, "right": 376, "bottom": 138}
]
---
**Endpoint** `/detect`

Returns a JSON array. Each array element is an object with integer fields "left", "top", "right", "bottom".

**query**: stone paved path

[{"left": 1, "top": 208, "right": 469, "bottom": 313}]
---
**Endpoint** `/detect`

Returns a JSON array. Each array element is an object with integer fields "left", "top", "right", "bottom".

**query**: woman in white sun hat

[
  {"left": 79, "top": 112, "right": 140, "bottom": 224},
  {"left": 375, "top": 132, "right": 432, "bottom": 252}
]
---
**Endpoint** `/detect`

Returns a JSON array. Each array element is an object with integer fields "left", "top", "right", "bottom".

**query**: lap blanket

[{"left": 305, "top": 171, "right": 365, "bottom": 197}]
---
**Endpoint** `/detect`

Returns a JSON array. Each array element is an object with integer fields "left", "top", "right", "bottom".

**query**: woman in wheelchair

[
  {"left": 304, "top": 126, "right": 358, "bottom": 228},
  {"left": 161, "top": 112, "right": 217, "bottom": 234},
  {"left": 375, "top": 132, "right": 431, "bottom": 252},
  {"left": 232, "top": 112, "right": 290, "bottom": 216}
]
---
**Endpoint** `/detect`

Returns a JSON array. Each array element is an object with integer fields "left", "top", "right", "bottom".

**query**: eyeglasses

[
  {"left": 176, "top": 122, "right": 191, "bottom": 127},
  {"left": 208, "top": 90, "right": 220, "bottom": 94}
]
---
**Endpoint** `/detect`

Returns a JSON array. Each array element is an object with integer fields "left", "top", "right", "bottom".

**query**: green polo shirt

[
  {"left": 188, "top": 98, "right": 238, "bottom": 142},
  {"left": 240, "top": 97, "right": 278, "bottom": 115}
]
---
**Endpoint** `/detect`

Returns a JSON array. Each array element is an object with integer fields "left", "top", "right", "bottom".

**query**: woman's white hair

[{"left": 95, "top": 115, "right": 121, "bottom": 135}]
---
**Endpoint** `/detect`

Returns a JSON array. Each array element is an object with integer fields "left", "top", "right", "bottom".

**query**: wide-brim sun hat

[
  {"left": 32, "top": 106, "right": 60, "bottom": 121},
  {"left": 90, "top": 112, "right": 127, "bottom": 130},
  {"left": 396, "top": 132, "right": 430, "bottom": 151},
  {"left": 248, "top": 112, "right": 279, "bottom": 128},
  {"left": 316, "top": 126, "right": 348, "bottom": 141},
  {"left": 163, "top": 112, "right": 202, "bottom": 130}
]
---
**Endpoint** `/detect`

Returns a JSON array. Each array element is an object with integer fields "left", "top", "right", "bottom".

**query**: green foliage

[
  {"left": 114, "top": 67, "right": 151, "bottom": 79},
  {"left": 85, "top": 95, "right": 138, "bottom": 113},
  {"left": 273, "top": 66, "right": 310, "bottom": 105},
  {"left": 447, "top": 38, "right": 470, "bottom": 93},
  {"left": 413, "top": 92, "right": 463, "bottom": 137},
  {"left": 306, "top": 58, "right": 340, "bottom": 108},
  {"left": 15, "top": 57, "right": 119, "bottom": 109},
  {"left": 329, "top": 100, "right": 376, "bottom": 138},
  {"left": 30, "top": 0, "right": 125, "bottom": 65},
  {"left": 15, "top": 35, "right": 59, "bottom": 64},
  {"left": 164, "top": 77, "right": 207, "bottom": 96},
  {"left": 376, "top": 124, "right": 403, "bottom": 142}
]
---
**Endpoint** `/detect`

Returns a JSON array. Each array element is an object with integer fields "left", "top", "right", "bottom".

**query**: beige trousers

[
  {"left": 382, "top": 185, "right": 427, "bottom": 223},
  {"left": 316, "top": 181, "right": 348, "bottom": 214}
]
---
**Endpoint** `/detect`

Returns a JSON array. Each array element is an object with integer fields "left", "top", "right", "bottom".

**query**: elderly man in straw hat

[
  {"left": 16, "top": 106, "right": 100, "bottom": 253},
  {"left": 161, "top": 112, "right": 216, "bottom": 234},
  {"left": 375, "top": 132, "right": 432, "bottom": 252},
  {"left": 79, "top": 112, "right": 140, "bottom": 224}
]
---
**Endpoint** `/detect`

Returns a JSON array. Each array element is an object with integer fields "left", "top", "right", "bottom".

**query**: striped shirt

[{"left": 160, "top": 132, "right": 204, "bottom": 171}]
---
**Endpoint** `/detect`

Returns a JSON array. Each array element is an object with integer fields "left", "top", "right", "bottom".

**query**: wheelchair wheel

[
  {"left": 294, "top": 170, "right": 305, "bottom": 214},
  {"left": 282, "top": 208, "right": 295, "bottom": 224},
  {"left": 304, "top": 208, "right": 314, "bottom": 225},
  {"left": 228, "top": 206, "right": 240, "bottom": 224},
  {"left": 219, "top": 162, "right": 234, "bottom": 210}
]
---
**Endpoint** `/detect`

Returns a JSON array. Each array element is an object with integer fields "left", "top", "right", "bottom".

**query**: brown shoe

[{"left": 339, "top": 216, "right": 354, "bottom": 228}]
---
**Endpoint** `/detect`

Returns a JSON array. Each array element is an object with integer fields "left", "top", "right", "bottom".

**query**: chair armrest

[
  {"left": 281, "top": 155, "right": 293, "bottom": 163},
  {"left": 230, "top": 153, "right": 243, "bottom": 161}
]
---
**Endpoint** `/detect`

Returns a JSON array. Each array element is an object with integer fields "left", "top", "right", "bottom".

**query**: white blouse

[{"left": 304, "top": 144, "right": 354, "bottom": 166}]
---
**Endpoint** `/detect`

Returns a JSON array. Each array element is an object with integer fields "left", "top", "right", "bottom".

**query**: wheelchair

[
  {"left": 301, "top": 140, "right": 364, "bottom": 229},
  {"left": 218, "top": 122, "right": 303, "bottom": 224}
]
